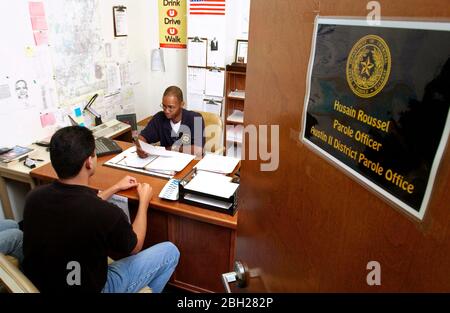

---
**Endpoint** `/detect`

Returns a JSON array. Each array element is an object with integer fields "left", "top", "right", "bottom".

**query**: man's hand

[
  {"left": 137, "top": 183, "right": 153, "bottom": 204},
  {"left": 136, "top": 146, "right": 149, "bottom": 159},
  {"left": 114, "top": 175, "right": 138, "bottom": 191},
  {"left": 97, "top": 175, "right": 138, "bottom": 200},
  {"left": 134, "top": 135, "right": 150, "bottom": 159}
]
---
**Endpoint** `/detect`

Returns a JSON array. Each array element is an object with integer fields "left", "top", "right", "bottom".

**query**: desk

[
  {"left": 30, "top": 141, "right": 238, "bottom": 293},
  {"left": 0, "top": 121, "right": 132, "bottom": 220},
  {"left": 0, "top": 144, "right": 50, "bottom": 219}
]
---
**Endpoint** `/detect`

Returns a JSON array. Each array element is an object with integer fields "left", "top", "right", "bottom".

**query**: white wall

[
  {"left": 127, "top": 0, "right": 187, "bottom": 121},
  {"left": 0, "top": 0, "right": 250, "bottom": 221},
  {"left": 226, "top": 0, "right": 251, "bottom": 63},
  {"left": 126, "top": 0, "right": 250, "bottom": 121}
]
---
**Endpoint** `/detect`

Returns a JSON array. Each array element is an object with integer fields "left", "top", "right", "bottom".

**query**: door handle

[{"left": 221, "top": 261, "right": 249, "bottom": 293}]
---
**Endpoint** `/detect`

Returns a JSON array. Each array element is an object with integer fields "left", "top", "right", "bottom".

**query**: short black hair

[
  {"left": 163, "top": 86, "right": 183, "bottom": 103},
  {"left": 50, "top": 126, "right": 95, "bottom": 179}
]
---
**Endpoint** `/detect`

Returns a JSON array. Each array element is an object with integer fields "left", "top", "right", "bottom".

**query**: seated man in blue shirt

[{"left": 138, "top": 86, "right": 205, "bottom": 158}]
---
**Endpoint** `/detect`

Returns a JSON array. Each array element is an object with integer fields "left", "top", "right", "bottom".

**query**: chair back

[{"left": 196, "top": 111, "right": 224, "bottom": 154}]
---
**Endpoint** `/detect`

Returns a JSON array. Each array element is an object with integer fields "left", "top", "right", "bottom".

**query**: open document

[{"left": 105, "top": 146, "right": 194, "bottom": 178}]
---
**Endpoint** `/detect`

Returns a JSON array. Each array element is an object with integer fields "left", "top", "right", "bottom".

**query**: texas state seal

[{"left": 346, "top": 35, "right": 391, "bottom": 98}]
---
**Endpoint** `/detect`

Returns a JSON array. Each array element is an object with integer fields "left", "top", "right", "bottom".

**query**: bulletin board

[{"left": 0, "top": 0, "right": 136, "bottom": 148}]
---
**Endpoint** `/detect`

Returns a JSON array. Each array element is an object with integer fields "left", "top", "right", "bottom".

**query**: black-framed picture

[
  {"left": 113, "top": 6, "right": 128, "bottom": 37},
  {"left": 235, "top": 39, "right": 248, "bottom": 64}
]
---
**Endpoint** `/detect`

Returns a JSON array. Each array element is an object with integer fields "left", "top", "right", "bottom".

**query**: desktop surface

[{"left": 30, "top": 141, "right": 238, "bottom": 229}]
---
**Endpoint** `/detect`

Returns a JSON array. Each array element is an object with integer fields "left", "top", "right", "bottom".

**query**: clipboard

[
  {"left": 113, "top": 6, "right": 128, "bottom": 37},
  {"left": 188, "top": 37, "right": 208, "bottom": 67},
  {"left": 203, "top": 97, "right": 223, "bottom": 115},
  {"left": 205, "top": 67, "right": 225, "bottom": 97}
]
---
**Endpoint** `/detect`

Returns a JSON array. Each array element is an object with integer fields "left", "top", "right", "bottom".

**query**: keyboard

[{"left": 95, "top": 137, "right": 123, "bottom": 157}]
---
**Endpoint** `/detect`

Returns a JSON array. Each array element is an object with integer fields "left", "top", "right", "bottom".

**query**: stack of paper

[
  {"left": 185, "top": 171, "right": 238, "bottom": 199},
  {"left": 228, "top": 90, "right": 245, "bottom": 99},
  {"left": 195, "top": 153, "right": 239, "bottom": 174},
  {"left": 227, "top": 110, "right": 244, "bottom": 123},
  {"left": 226, "top": 126, "right": 244, "bottom": 144},
  {"left": 139, "top": 141, "right": 180, "bottom": 157}
]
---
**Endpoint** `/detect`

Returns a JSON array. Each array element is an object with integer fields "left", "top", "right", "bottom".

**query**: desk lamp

[{"left": 83, "top": 93, "right": 103, "bottom": 126}]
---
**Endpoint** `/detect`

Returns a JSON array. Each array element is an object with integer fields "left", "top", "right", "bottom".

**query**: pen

[{"left": 29, "top": 158, "right": 45, "bottom": 162}]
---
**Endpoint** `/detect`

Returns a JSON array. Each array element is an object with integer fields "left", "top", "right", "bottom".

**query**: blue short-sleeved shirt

[{"left": 140, "top": 109, "right": 205, "bottom": 148}]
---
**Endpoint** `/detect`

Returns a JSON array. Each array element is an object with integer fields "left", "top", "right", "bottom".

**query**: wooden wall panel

[{"left": 237, "top": 0, "right": 450, "bottom": 291}]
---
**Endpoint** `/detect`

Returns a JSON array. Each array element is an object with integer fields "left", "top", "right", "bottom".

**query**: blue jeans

[
  {"left": 0, "top": 219, "right": 23, "bottom": 263},
  {"left": 102, "top": 241, "right": 179, "bottom": 293}
]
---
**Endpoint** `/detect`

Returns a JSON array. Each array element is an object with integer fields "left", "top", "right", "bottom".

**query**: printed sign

[
  {"left": 302, "top": 18, "right": 450, "bottom": 220},
  {"left": 159, "top": 0, "right": 187, "bottom": 49}
]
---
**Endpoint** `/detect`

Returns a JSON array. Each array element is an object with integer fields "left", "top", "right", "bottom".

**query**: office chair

[
  {"left": 0, "top": 253, "right": 151, "bottom": 293},
  {"left": 196, "top": 111, "right": 224, "bottom": 154},
  {"left": 0, "top": 253, "right": 39, "bottom": 293}
]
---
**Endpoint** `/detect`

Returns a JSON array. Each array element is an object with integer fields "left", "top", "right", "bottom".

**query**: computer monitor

[{"left": 116, "top": 113, "right": 137, "bottom": 131}]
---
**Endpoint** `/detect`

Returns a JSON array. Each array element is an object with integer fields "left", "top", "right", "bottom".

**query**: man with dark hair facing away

[{"left": 23, "top": 126, "right": 179, "bottom": 293}]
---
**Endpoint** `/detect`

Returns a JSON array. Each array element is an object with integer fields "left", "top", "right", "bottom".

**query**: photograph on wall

[{"left": 302, "top": 18, "right": 450, "bottom": 220}]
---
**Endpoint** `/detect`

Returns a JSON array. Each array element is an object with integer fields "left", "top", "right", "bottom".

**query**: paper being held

[{"left": 139, "top": 140, "right": 179, "bottom": 157}]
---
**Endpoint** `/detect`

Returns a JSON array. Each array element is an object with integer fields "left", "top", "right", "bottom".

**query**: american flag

[{"left": 189, "top": 0, "right": 226, "bottom": 16}]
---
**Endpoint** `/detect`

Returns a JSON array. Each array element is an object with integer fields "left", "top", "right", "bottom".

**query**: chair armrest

[{"left": 0, "top": 253, "right": 39, "bottom": 293}]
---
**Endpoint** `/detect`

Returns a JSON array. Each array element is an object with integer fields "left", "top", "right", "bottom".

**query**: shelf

[
  {"left": 226, "top": 120, "right": 244, "bottom": 126},
  {"left": 226, "top": 63, "right": 246, "bottom": 73},
  {"left": 227, "top": 90, "right": 245, "bottom": 100},
  {"left": 226, "top": 144, "right": 242, "bottom": 160},
  {"left": 226, "top": 126, "right": 243, "bottom": 144},
  {"left": 226, "top": 110, "right": 244, "bottom": 124},
  {"left": 225, "top": 63, "right": 246, "bottom": 158},
  {"left": 226, "top": 138, "right": 243, "bottom": 144}
]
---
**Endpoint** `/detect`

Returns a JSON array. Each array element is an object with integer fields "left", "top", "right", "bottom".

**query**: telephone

[{"left": 159, "top": 179, "right": 180, "bottom": 201}]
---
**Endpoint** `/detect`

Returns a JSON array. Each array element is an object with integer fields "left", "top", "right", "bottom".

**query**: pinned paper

[
  {"left": 151, "top": 49, "right": 165, "bottom": 72},
  {"left": 29, "top": 1, "right": 49, "bottom": 46},
  {"left": 33, "top": 31, "right": 48, "bottom": 46},
  {"left": 31, "top": 16, "right": 48, "bottom": 30},
  {"left": 29, "top": 2, "right": 46, "bottom": 16},
  {"left": 40, "top": 112, "right": 56, "bottom": 128},
  {"left": 73, "top": 106, "right": 85, "bottom": 126}
]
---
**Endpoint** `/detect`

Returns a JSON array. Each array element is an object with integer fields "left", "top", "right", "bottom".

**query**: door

[{"left": 224, "top": 0, "right": 450, "bottom": 292}]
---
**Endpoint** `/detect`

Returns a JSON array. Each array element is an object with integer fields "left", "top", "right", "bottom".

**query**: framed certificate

[
  {"left": 113, "top": 6, "right": 128, "bottom": 37},
  {"left": 235, "top": 39, "right": 248, "bottom": 64}
]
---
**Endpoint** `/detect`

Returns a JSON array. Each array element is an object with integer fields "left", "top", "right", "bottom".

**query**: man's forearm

[
  {"left": 138, "top": 135, "right": 147, "bottom": 143},
  {"left": 98, "top": 184, "right": 120, "bottom": 201}
]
